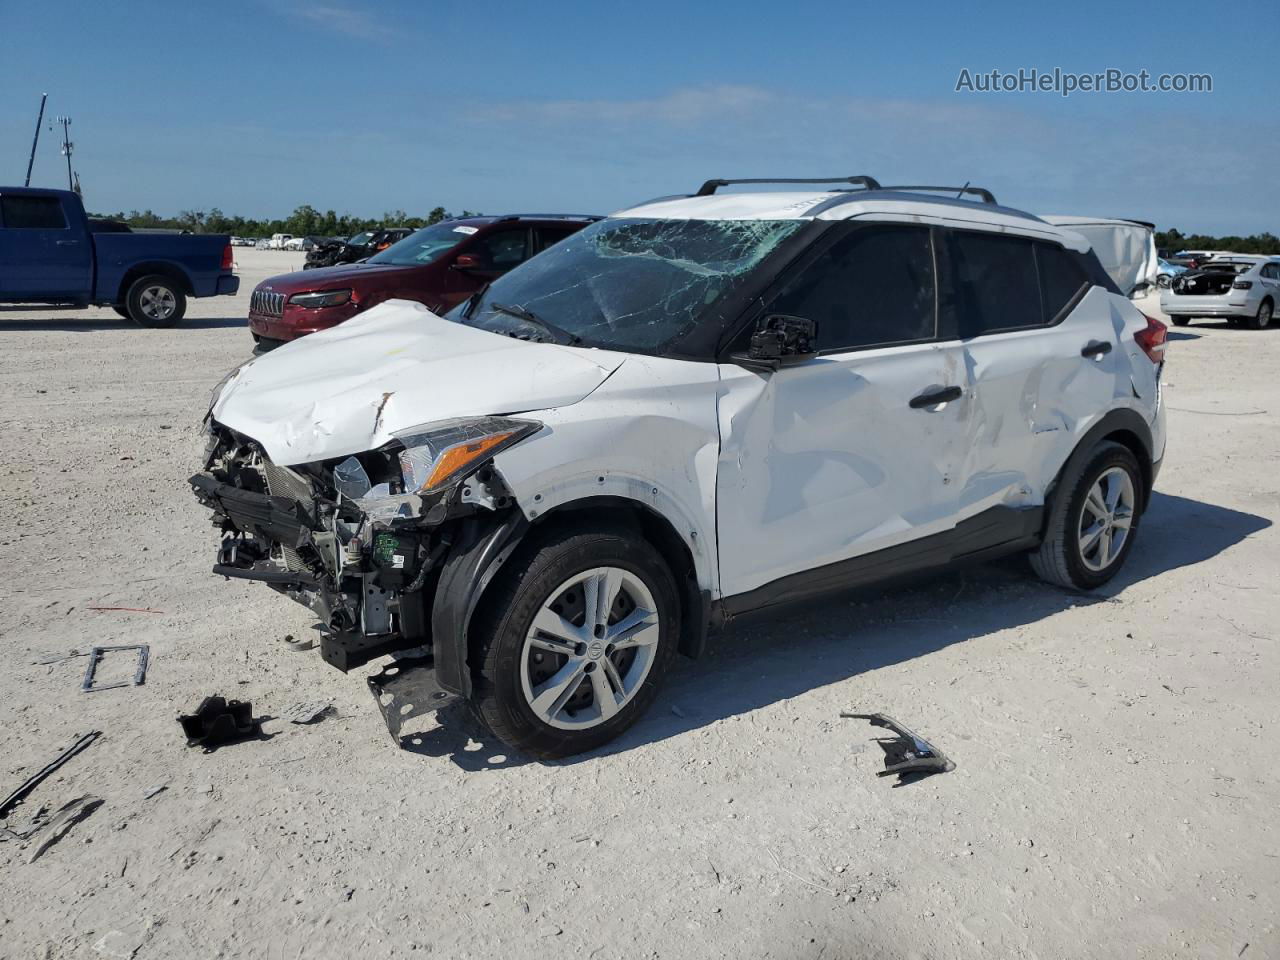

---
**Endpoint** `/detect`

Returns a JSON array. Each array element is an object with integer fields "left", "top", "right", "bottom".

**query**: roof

[{"left": 613, "top": 190, "right": 1090, "bottom": 252}]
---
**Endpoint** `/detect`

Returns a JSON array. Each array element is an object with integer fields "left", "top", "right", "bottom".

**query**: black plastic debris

[
  {"left": 178, "top": 696, "right": 263, "bottom": 750},
  {"left": 843, "top": 712, "right": 954, "bottom": 782},
  {"left": 0, "top": 730, "right": 101, "bottom": 819},
  {"left": 366, "top": 656, "right": 459, "bottom": 748},
  {"left": 81, "top": 644, "right": 149, "bottom": 692}
]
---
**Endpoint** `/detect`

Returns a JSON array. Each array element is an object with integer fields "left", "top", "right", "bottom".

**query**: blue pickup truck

[{"left": 0, "top": 186, "right": 239, "bottom": 327}]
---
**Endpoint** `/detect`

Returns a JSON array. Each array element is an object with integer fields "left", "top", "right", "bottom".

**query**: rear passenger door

[
  {"left": 0, "top": 193, "right": 92, "bottom": 301},
  {"left": 946, "top": 229, "right": 1122, "bottom": 516},
  {"left": 715, "top": 223, "right": 970, "bottom": 599}
]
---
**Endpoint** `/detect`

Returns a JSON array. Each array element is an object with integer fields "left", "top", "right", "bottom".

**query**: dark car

[
  {"left": 303, "top": 227, "right": 415, "bottom": 270},
  {"left": 249, "top": 214, "right": 598, "bottom": 349}
]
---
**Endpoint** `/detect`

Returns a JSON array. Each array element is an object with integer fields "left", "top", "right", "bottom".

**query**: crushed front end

[{"left": 190, "top": 416, "right": 535, "bottom": 684}]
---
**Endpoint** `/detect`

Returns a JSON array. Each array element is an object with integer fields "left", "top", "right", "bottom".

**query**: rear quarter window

[
  {"left": 0, "top": 195, "right": 68, "bottom": 229},
  {"left": 1036, "top": 243, "right": 1090, "bottom": 322},
  {"left": 948, "top": 231, "right": 1041, "bottom": 337}
]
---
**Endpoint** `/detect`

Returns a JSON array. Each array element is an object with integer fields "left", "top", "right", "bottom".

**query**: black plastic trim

[
  {"left": 429, "top": 511, "right": 530, "bottom": 697},
  {"left": 717, "top": 504, "right": 1044, "bottom": 620},
  {"left": 696, "top": 176, "right": 881, "bottom": 197}
]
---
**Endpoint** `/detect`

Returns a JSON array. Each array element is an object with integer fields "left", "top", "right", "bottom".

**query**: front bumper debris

[
  {"left": 843, "top": 712, "right": 954, "bottom": 781},
  {"left": 366, "top": 656, "right": 461, "bottom": 748}
]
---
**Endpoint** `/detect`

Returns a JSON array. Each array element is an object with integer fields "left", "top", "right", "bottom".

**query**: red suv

[{"left": 247, "top": 214, "right": 599, "bottom": 349}]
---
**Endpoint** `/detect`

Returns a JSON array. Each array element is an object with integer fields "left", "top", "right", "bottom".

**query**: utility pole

[
  {"left": 56, "top": 116, "right": 74, "bottom": 192},
  {"left": 24, "top": 93, "right": 48, "bottom": 187}
]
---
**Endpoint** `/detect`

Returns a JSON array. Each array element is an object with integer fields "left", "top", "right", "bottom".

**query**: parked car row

[{"left": 193, "top": 175, "right": 1169, "bottom": 758}]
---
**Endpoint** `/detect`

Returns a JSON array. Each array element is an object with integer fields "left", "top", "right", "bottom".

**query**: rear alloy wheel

[
  {"left": 125, "top": 274, "right": 187, "bottom": 328},
  {"left": 1031, "top": 441, "right": 1143, "bottom": 590},
  {"left": 471, "top": 527, "right": 679, "bottom": 758},
  {"left": 1250, "top": 299, "right": 1273, "bottom": 330}
]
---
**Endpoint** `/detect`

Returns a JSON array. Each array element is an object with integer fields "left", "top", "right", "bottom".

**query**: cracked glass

[{"left": 450, "top": 218, "right": 803, "bottom": 352}]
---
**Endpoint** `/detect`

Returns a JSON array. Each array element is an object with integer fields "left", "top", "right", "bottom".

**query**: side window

[
  {"left": 766, "top": 225, "right": 936, "bottom": 352},
  {"left": 1036, "top": 243, "right": 1089, "bottom": 321},
  {"left": 949, "top": 231, "right": 1041, "bottom": 336},
  {"left": 473, "top": 228, "right": 529, "bottom": 270},
  {"left": 0, "top": 195, "right": 68, "bottom": 229},
  {"left": 1263, "top": 263, "right": 1279, "bottom": 280},
  {"left": 537, "top": 226, "right": 578, "bottom": 252}
]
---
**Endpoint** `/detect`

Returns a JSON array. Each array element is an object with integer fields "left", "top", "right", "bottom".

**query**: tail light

[
  {"left": 221, "top": 243, "right": 234, "bottom": 271},
  {"left": 1135, "top": 313, "right": 1167, "bottom": 364},
  {"left": 1232, "top": 280, "right": 1253, "bottom": 290}
]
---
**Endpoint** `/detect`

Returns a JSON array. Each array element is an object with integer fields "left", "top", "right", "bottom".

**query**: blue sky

[{"left": 2, "top": 0, "right": 1276, "bottom": 234}]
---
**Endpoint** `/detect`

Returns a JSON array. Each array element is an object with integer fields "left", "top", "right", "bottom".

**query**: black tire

[
  {"left": 1249, "top": 299, "right": 1273, "bottom": 331},
  {"left": 124, "top": 274, "right": 186, "bottom": 328},
  {"left": 111, "top": 305, "right": 129, "bottom": 319},
  {"left": 470, "top": 524, "right": 680, "bottom": 759},
  {"left": 1030, "top": 441, "right": 1144, "bottom": 590},
  {"left": 1170, "top": 316, "right": 1191, "bottom": 327}
]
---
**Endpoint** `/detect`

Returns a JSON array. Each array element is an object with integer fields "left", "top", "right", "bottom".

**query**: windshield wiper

[
  {"left": 490, "top": 302, "right": 581, "bottom": 345},
  {"left": 462, "top": 282, "right": 491, "bottom": 319}
]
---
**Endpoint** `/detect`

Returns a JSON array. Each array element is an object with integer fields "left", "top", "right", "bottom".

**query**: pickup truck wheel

[
  {"left": 1031, "top": 441, "right": 1143, "bottom": 591},
  {"left": 125, "top": 275, "right": 186, "bottom": 328},
  {"left": 470, "top": 526, "right": 679, "bottom": 759}
]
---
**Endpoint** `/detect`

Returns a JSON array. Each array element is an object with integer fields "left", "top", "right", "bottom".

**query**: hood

[
  {"left": 213, "top": 300, "right": 626, "bottom": 465},
  {"left": 256, "top": 261, "right": 413, "bottom": 293}
]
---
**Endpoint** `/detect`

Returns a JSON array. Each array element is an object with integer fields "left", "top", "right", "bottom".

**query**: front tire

[
  {"left": 471, "top": 525, "right": 680, "bottom": 758},
  {"left": 1250, "top": 299, "right": 1273, "bottom": 330},
  {"left": 124, "top": 275, "right": 187, "bottom": 328},
  {"left": 1031, "top": 442, "right": 1143, "bottom": 590}
]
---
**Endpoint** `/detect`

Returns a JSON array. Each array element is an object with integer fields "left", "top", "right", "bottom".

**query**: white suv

[{"left": 193, "top": 176, "right": 1169, "bottom": 758}]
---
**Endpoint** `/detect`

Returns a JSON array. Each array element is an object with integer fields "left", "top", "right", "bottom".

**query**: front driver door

[
  {"left": 0, "top": 193, "right": 91, "bottom": 301},
  {"left": 715, "top": 223, "right": 969, "bottom": 602}
]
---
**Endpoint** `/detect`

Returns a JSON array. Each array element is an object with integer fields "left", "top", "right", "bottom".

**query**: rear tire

[
  {"left": 1249, "top": 299, "right": 1273, "bottom": 330},
  {"left": 470, "top": 525, "right": 680, "bottom": 759},
  {"left": 1170, "top": 316, "right": 1190, "bottom": 326},
  {"left": 1031, "top": 441, "right": 1143, "bottom": 590},
  {"left": 124, "top": 275, "right": 186, "bottom": 328}
]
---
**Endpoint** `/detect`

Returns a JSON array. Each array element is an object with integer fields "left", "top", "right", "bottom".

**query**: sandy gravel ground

[{"left": 0, "top": 249, "right": 1277, "bottom": 960}]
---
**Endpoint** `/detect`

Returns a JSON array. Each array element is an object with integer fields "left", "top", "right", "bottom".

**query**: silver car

[{"left": 1160, "top": 255, "right": 1280, "bottom": 329}]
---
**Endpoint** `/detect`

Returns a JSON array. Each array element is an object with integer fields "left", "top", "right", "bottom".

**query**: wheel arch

[
  {"left": 1046, "top": 408, "right": 1155, "bottom": 525},
  {"left": 116, "top": 262, "right": 194, "bottom": 303}
]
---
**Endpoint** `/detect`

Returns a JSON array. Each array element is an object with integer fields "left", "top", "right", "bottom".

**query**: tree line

[
  {"left": 1156, "top": 228, "right": 1280, "bottom": 256},
  {"left": 87, "top": 204, "right": 482, "bottom": 238}
]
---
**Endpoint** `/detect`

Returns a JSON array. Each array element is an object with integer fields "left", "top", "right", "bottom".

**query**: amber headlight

[{"left": 395, "top": 417, "right": 540, "bottom": 494}]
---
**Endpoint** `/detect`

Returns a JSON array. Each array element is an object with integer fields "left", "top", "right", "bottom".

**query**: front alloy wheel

[
  {"left": 521, "top": 567, "right": 661, "bottom": 730},
  {"left": 471, "top": 526, "right": 679, "bottom": 758}
]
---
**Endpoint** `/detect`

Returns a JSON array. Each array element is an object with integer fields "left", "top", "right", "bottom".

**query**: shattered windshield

[{"left": 449, "top": 218, "right": 803, "bottom": 351}]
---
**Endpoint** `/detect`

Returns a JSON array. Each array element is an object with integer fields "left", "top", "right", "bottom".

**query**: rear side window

[
  {"left": 474, "top": 228, "right": 529, "bottom": 269},
  {"left": 537, "top": 226, "right": 579, "bottom": 252},
  {"left": 1036, "top": 243, "right": 1089, "bottom": 321},
  {"left": 767, "top": 225, "right": 936, "bottom": 352},
  {"left": 949, "top": 231, "right": 1041, "bottom": 336},
  {"left": 0, "top": 195, "right": 68, "bottom": 229}
]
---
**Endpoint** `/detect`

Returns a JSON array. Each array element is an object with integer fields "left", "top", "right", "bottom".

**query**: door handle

[
  {"left": 55, "top": 239, "right": 80, "bottom": 246},
  {"left": 1081, "top": 340, "right": 1112, "bottom": 359},
  {"left": 909, "top": 385, "right": 963, "bottom": 409}
]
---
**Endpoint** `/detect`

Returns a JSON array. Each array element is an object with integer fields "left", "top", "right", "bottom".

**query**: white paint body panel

[
  {"left": 212, "top": 300, "right": 625, "bottom": 466},
  {"left": 715, "top": 342, "right": 968, "bottom": 597}
]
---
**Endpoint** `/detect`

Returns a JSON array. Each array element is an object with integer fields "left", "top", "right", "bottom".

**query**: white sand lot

[{"left": 1, "top": 248, "right": 1277, "bottom": 959}]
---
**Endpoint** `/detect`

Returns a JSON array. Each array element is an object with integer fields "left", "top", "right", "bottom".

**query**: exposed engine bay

[{"left": 190, "top": 417, "right": 531, "bottom": 681}]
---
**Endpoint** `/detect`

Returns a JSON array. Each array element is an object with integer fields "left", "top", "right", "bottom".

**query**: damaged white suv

[{"left": 193, "top": 176, "right": 1168, "bottom": 758}]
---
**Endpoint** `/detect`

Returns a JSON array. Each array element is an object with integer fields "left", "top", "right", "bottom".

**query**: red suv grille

[{"left": 251, "top": 290, "right": 285, "bottom": 316}]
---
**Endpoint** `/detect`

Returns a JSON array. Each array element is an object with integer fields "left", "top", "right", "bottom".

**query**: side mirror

[
  {"left": 731, "top": 315, "right": 819, "bottom": 372},
  {"left": 452, "top": 253, "right": 482, "bottom": 272}
]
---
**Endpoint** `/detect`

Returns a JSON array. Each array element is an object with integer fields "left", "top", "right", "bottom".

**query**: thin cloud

[{"left": 274, "top": 1, "right": 398, "bottom": 43}]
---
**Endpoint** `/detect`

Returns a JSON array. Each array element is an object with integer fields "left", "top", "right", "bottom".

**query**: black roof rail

[
  {"left": 694, "top": 176, "right": 882, "bottom": 197},
  {"left": 880, "top": 184, "right": 998, "bottom": 205},
  {"left": 494, "top": 213, "right": 604, "bottom": 222}
]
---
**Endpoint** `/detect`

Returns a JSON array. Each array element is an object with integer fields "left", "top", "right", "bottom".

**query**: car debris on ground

[
  {"left": 24, "top": 795, "right": 103, "bottom": 863},
  {"left": 843, "top": 712, "right": 955, "bottom": 781},
  {"left": 178, "top": 696, "right": 264, "bottom": 750},
  {"left": 280, "top": 700, "right": 332, "bottom": 724},
  {"left": 81, "top": 644, "right": 150, "bottom": 692},
  {"left": 0, "top": 729, "right": 101, "bottom": 819}
]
